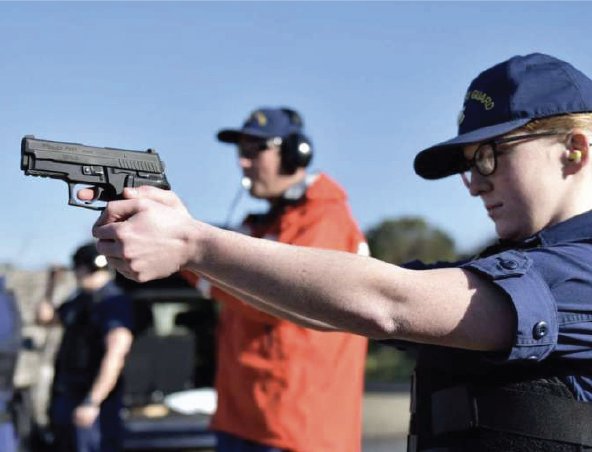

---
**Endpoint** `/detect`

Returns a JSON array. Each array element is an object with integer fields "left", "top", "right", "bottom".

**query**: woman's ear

[
  {"left": 564, "top": 130, "right": 589, "bottom": 171},
  {"left": 567, "top": 130, "right": 590, "bottom": 161}
]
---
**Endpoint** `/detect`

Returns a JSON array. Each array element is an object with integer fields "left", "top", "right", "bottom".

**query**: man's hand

[
  {"left": 83, "top": 186, "right": 198, "bottom": 282},
  {"left": 73, "top": 404, "right": 100, "bottom": 428}
]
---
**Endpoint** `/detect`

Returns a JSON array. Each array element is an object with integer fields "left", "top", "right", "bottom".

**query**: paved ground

[
  {"left": 362, "top": 391, "right": 409, "bottom": 452},
  {"left": 363, "top": 437, "right": 407, "bottom": 452},
  {"left": 363, "top": 391, "right": 409, "bottom": 437}
]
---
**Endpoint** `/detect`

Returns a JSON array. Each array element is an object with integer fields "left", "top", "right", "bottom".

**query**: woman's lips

[{"left": 486, "top": 203, "right": 503, "bottom": 217}]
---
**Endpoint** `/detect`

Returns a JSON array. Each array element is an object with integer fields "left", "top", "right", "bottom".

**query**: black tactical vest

[
  {"left": 408, "top": 344, "right": 592, "bottom": 452},
  {"left": 53, "top": 291, "right": 105, "bottom": 395}
]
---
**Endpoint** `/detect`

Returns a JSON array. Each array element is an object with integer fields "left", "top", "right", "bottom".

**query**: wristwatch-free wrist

[{"left": 81, "top": 396, "right": 100, "bottom": 407}]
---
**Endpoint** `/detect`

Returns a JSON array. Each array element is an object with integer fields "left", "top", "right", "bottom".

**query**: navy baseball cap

[
  {"left": 217, "top": 107, "right": 303, "bottom": 144},
  {"left": 72, "top": 242, "right": 107, "bottom": 270},
  {"left": 414, "top": 53, "right": 592, "bottom": 180}
]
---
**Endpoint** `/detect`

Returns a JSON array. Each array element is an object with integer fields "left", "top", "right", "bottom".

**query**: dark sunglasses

[
  {"left": 237, "top": 141, "right": 268, "bottom": 159},
  {"left": 238, "top": 137, "right": 283, "bottom": 159},
  {"left": 461, "top": 131, "right": 561, "bottom": 181}
]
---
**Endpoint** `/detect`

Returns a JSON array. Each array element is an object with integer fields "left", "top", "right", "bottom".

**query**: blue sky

[{"left": 2, "top": 1, "right": 592, "bottom": 268}]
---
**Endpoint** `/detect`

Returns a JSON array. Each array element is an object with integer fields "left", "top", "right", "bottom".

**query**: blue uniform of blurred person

[
  {"left": 36, "top": 243, "right": 134, "bottom": 452},
  {"left": 0, "top": 277, "right": 21, "bottom": 452}
]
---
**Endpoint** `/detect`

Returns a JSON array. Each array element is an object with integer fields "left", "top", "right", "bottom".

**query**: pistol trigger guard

[{"left": 67, "top": 183, "right": 105, "bottom": 211}]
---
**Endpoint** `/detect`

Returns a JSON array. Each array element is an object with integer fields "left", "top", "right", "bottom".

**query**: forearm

[
  {"left": 199, "top": 271, "right": 339, "bottom": 331},
  {"left": 87, "top": 353, "right": 124, "bottom": 404},
  {"left": 87, "top": 328, "right": 132, "bottom": 404},
  {"left": 187, "top": 225, "right": 401, "bottom": 338}
]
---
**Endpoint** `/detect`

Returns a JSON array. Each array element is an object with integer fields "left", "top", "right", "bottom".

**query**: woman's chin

[{"left": 495, "top": 221, "right": 530, "bottom": 242}]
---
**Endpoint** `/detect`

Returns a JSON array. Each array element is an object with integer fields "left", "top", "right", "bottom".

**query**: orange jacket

[{"left": 190, "top": 174, "right": 368, "bottom": 452}]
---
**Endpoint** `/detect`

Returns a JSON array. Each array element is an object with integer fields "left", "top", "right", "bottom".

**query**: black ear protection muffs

[{"left": 279, "top": 108, "right": 314, "bottom": 174}]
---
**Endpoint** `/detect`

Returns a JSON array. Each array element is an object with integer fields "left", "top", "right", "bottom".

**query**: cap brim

[
  {"left": 414, "top": 118, "right": 531, "bottom": 180},
  {"left": 217, "top": 127, "right": 276, "bottom": 144}
]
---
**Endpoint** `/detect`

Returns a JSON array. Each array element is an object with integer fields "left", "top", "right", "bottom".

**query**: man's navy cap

[
  {"left": 217, "top": 107, "right": 303, "bottom": 144},
  {"left": 414, "top": 53, "right": 592, "bottom": 180}
]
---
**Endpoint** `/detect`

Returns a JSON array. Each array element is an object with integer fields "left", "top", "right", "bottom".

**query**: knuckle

[
  {"left": 121, "top": 248, "right": 132, "bottom": 262},
  {"left": 114, "top": 224, "right": 130, "bottom": 241},
  {"left": 138, "top": 185, "right": 154, "bottom": 194},
  {"left": 122, "top": 270, "right": 138, "bottom": 282},
  {"left": 136, "top": 198, "right": 150, "bottom": 210},
  {"left": 103, "top": 203, "right": 116, "bottom": 218},
  {"left": 128, "top": 259, "right": 141, "bottom": 274},
  {"left": 95, "top": 240, "right": 106, "bottom": 254}
]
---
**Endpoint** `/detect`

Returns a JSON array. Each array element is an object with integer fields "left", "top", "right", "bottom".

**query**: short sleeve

[
  {"left": 99, "top": 295, "right": 134, "bottom": 335},
  {"left": 461, "top": 249, "right": 557, "bottom": 362}
]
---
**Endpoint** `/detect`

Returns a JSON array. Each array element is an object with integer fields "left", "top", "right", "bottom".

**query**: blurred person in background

[
  {"left": 86, "top": 53, "right": 592, "bottom": 451},
  {"left": 183, "top": 107, "right": 369, "bottom": 452},
  {"left": 36, "top": 243, "right": 133, "bottom": 452},
  {"left": 0, "top": 277, "right": 22, "bottom": 452}
]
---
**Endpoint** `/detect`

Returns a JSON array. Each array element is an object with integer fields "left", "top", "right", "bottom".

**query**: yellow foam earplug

[{"left": 568, "top": 150, "right": 582, "bottom": 161}]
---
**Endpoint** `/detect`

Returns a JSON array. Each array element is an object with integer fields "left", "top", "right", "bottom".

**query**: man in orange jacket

[{"left": 193, "top": 107, "right": 368, "bottom": 452}]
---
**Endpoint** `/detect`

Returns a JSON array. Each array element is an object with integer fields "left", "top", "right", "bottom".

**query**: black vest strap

[{"left": 431, "top": 385, "right": 592, "bottom": 447}]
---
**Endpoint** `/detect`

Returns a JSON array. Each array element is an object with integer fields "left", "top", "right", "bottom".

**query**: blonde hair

[{"left": 521, "top": 113, "right": 592, "bottom": 133}]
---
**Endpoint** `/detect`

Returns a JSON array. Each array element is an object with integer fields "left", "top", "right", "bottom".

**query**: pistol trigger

[{"left": 67, "top": 184, "right": 105, "bottom": 211}]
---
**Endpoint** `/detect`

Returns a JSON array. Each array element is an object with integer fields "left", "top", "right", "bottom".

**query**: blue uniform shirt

[
  {"left": 0, "top": 278, "right": 19, "bottom": 452},
  {"left": 461, "top": 209, "right": 592, "bottom": 401},
  {"left": 0, "top": 278, "right": 20, "bottom": 408},
  {"left": 393, "top": 209, "right": 592, "bottom": 402}
]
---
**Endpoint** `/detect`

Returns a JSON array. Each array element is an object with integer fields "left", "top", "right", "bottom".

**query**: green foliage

[
  {"left": 366, "top": 216, "right": 458, "bottom": 265},
  {"left": 363, "top": 216, "right": 459, "bottom": 383},
  {"left": 365, "top": 341, "right": 416, "bottom": 383}
]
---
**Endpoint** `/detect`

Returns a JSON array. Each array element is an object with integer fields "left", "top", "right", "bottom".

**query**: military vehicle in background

[{"left": 116, "top": 272, "right": 217, "bottom": 451}]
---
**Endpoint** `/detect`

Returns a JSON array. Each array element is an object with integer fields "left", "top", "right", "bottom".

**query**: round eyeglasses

[{"left": 461, "top": 131, "right": 561, "bottom": 187}]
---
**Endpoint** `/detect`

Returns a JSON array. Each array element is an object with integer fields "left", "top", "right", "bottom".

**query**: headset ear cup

[
  {"left": 281, "top": 133, "right": 313, "bottom": 173},
  {"left": 297, "top": 134, "right": 313, "bottom": 168}
]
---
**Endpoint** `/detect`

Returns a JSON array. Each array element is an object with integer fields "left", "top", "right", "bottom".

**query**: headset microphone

[{"left": 241, "top": 177, "right": 252, "bottom": 190}]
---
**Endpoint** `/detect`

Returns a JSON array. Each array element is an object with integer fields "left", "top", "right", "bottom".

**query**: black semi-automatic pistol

[{"left": 21, "top": 135, "right": 171, "bottom": 210}]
